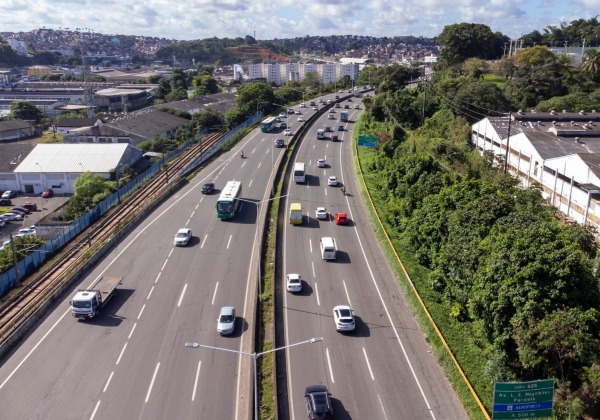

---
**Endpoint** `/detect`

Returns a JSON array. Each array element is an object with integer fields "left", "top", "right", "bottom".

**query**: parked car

[
  {"left": 315, "top": 207, "right": 328, "bottom": 220},
  {"left": 1, "top": 190, "right": 17, "bottom": 199},
  {"left": 12, "top": 207, "right": 31, "bottom": 214},
  {"left": 305, "top": 385, "right": 333, "bottom": 419},
  {"left": 217, "top": 306, "right": 236, "bottom": 335},
  {"left": 201, "top": 182, "right": 214, "bottom": 194},
  {"left": 333, "top": 305, "right": 356, "bottom": 332},
  {"left": 335, "top": 212, "right": 348, "bottom": 225},
  {"left": 41, "top": 188, "right": 54, "bottom": 198},
  {"left": 18, "top": 227, "right": 36, "bottom": 236},
  {"left": 22, "top": 202, "right": 38, "bottom": 212},
  {"left": 0, "top": 199, "right": 12, "bottom": 206},
  {"left": 173, "top": 228, "right": 192, "bottom": 246},
  {"left": 8, "top": 209, "right": 26, "bottom": 216},
  {"left": 0, "top": 219, "right": 5, "bottom": 228},
  {"left": 1, "top": 213, "right": 23, "bottom": 221},
  {"left": 275, "top": 138, "right": 285, "bottom": 148},
  {"left": 286, "top": 273, "right": 302, "bottom": 293}
]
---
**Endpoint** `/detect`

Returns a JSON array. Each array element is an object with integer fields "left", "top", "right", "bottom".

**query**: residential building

[{"left": 246, "top": 62, "right": 360, "bottom": 86}]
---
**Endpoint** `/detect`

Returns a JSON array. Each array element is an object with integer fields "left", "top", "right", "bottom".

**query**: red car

[
  {"left": 22, "top": 202, "right": 38, "bottom": 212},
  {"left": 41, "top": 188, "right": 54, "bottom": 198},
  {"left": 335, "top": 212, "right": 348, "bottom": 225}
]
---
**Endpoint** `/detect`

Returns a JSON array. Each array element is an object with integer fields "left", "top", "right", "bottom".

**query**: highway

[
  {"left": 0, "top": 115, "right": 293, "bottom": 418},
  {"left": 283, "top": 95, "right": 468, "bottom": 419}
]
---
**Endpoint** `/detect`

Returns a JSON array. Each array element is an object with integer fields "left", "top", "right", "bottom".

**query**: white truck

[{"left": 70, "top": 276, "right": 122, "bottom": 319}]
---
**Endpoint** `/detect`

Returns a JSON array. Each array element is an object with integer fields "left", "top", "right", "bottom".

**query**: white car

[
  {"left": 328, "top": 176, "right": 338, "bottom": 186},
  {"left": 18, "top": 227, "right": 36, "bottom": 236},
  {"left": 217, "top": 306, "right": 236, "bottom": 335},
  {"left": 312, "top": 106, "right": 318, "bottom": 111},
  {"left": 279, "top": 112, "right": 286, "bottom": 118},
  {"left": 295, "top": 110, "right": 302, "bottom": 114},
  {"left": 174, "top": 228, "right": 192, "bottom": 246},
  {"left": 286, "top": 273, "right": 302, "bottom": 293},
  {"left": 333, "top": 305, "right": 356, "bottom": 332},
  {"left": 315, "top": 207, "right": 328, "bottom": 220},
  {"left": 300, "top": 103, "right": 306, "bottom": 108},
  {"left": 317, "top": 159, "right": 326, "bottom": 168},
  {"left": 1, "top": 212, "right": 23, "bottom": 221},
  {"left": 298, "top": 116, "right": 304, "bottom": 122},
  {"left": 284, "top": 128, "right": 292, "bottom": 136}
]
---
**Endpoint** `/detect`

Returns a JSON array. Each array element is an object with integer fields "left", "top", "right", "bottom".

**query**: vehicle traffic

[
  {"left": 70, "top": 276, "right": 122, "bottom": 319},
  {"left": 260, "top": 117, "right": 278, "bottom": 133},
  {"left": 216, "top": 180, "right": 243, "bottom": 219},
  {"left": 333, "top": 305, "right": 356, "bottom": 332},
  {"left": 305, "top": 385, "right": 333, "bottom": 419},
  {"left": 201, "top": 182, "right": 215, "bottom": 194},
  {"left": 315, "top": 207, "right": 327, "bottom": 220},
  {"left": 293, "top": 162, "right": 306, "bottom": 183},
  {"left": 217, "top": 306, "right": 236, "bottom": 335},
  {"left": 286, "top": 273, "right": 302, "bottom": 293},
  {"left": 174, "top": 228, "right": 192, "bottom": 246},
  {"left": 289, "top": 202, "right": 303, "bottom": 225}
]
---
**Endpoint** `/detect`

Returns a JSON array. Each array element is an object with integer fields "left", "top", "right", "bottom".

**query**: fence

[{"left": 0, "top": 116, "right": 259, "bottom": 295}]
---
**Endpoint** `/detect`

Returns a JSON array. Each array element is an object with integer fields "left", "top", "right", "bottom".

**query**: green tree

[
  {"left": 9, "top": 100, "right": 44, "bottom": 123},
  {"left": 193, "top": 74, "right": 220, "bottom": 96},
  {"left": 63, "top": 172, "right": 115, "bottom": 220},
  {"left": 580, "top": 49, "right": 600, "bottom": 82},
  {"left": 437, "top": 23, "right": 506, "bottom": 67},
  {"left": 147, "top": 74, "right": 162, "bottom": 84},
  {"left": 165, "top": 88, "right": 188, "bottom": 102},
  {"left": 234, "top": 83, "right": 276, "bottom": 117},
  {"left": 192, "top": 108, "right": 224, "bottom": 131}
]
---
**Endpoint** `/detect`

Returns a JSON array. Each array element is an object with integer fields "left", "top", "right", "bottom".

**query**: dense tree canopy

[{"left": 437, "top": 23, "right": 507, "bottom": 67}]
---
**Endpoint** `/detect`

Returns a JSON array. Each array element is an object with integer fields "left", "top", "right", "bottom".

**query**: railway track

[{"left": 0, "top": 130, "right": 226, "bottom": 345}]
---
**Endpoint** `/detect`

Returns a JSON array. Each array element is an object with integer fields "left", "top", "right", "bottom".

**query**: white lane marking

[
  {"left": 363, "top": 347, "right": 375, "bottom": 381},
  {"left": 116, "top": 342, "right": 127, "bottom": 365},
  {"left": 195, "top": 204, "right": 199, "bottom": 210},
  {"left": 201, "top": 234, "right": 207, "bottom": 249},
  {"left": 178, "top": 284, "right": 188, "bottom": 307},
  {"left": 192, "top": 360, "right": 202, "bottom": 401},
  {"left": 326, "top": 348, "right": 334, "bottom": 383},
  {"left": 161, "top": 259, "right": 168, "bottom": 271},
  {"left": 226, "top": 235, "right": 232, "bottom": 249},
  {"left": 324, "top": 189, "right": 328, "bottom": 196},
  {"left": 343, "top": 281, "right": 352, "bottom": 308},
  {"left": 378, "top": 394, "right": 389, "bottom": 420},
  {"left": 103, "top": 371, "right": 114, "bottom": 393},
  {"left": 258, "top": 162, "right": 262, "bottom": 169},
  {"left": 190, "top": 210, "right": 195, "bottom": 219},
  {"left": 186, "top": 218, "right": 192, "bottom": 226},
  {"left": 137, "top": 304, "right": 146, "bottom": 320},
  {"left": 314, "top": 282, "right": 320, "bottom": 306},
  {"left": 211, "top": 282, "right": 219, "bottom": 305},
  {"left": 311, "top": 261, "right": 315, "bottom": 278},
  {"left": 249, "top": 179, "right": 253, "bottom": 188},
  {"left": 168, "top": 248, "right": 174, "bottom": 258},
  {"left": 241, "top": 161, "right": 246, "bottom": 168},
  {"left": 309, "top": 238, "right": 312, "bottom": 254},
  {"left": 128, "top": 323, "right": 137, "bottom": 340},
  {"left": 145, "top": 362, "right": 160, "bottom": 403},
  {"left": 155, "top": 272, "right": 161, "bottom": 284},
  {"left": 89, "top": 400, "right": 101, "bottom": 420},
  {"left": 252, "top": 148, "right": 256, "bottom": 154},
  {"left": 147, "top": 286, "right": 154, "bottom": 300}
]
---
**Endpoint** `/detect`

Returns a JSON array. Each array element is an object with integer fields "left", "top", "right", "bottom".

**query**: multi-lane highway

[
  {"left": 0, "top": 110, "right": 297, "bottom": 418},
  {"left": 283, "top": 96, "right": 468, "bottom": 419}
]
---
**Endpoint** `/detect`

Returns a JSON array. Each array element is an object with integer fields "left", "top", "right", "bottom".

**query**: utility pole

[
  {"left": 504, "top": 112, "right": 513, "bottom": 174},
  {"left": 420, "top": 66, "right": 427, "bottom": 128}
]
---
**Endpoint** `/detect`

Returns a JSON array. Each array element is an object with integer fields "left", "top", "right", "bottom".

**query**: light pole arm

[
  {"left": 256, "top": 336, "right": 323, "bottom": 358},
  {"left": 185, "top": 342, "right": 255, "bottom": 357}
]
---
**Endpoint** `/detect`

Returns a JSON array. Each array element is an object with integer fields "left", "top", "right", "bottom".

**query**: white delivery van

[
  {"left": 317, "top": 129, "right": 325, "bottom": 139},
  {"left": 320, "top": 237, "right": 337, "bottom": 260}
]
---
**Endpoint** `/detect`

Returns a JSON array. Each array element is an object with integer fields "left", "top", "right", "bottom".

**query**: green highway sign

[{"left": 492, "top": 379, "right": 555, "bottom": 419}]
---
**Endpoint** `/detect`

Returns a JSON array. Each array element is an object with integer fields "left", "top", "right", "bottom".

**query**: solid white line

[
  {"left": 116, "top": 342, "right": 127, "bottom": 365},
  {"left": 201, "top": 234, "right": 207, "bottom": 249},
  {"left": 311, "top": 261, "right": 315, "bottom": 278},
  {"left": 103, "top": 371, "right": 114, "bottom": 393},
  {"left": 161, "top": 258, "right": 168, "bottom": 271},
  {"left": 192, "top": 360, "right": 201, "bottom": 401},
  {"left": 145, "top": 362, "right": 160, "bottom": 403},
  {"left": 154, "top": 272, "right": 161, "bottom": 284},
  {"left": 137, "top": 304, "right": 146, "bottom": 320},
  {"left": 314, "top": 282, "right": 320, "bottom": 306},
  {"left": 378, "top": 393, "right": 389, "bottom": 420},
  {"left": 89, "top": 400, "right": 101, "bottom": 420},
  {"left": 362, "top": 347, "right": 375, "bottom": 381},
  {"left": 168, "top": 247, "right": 174, "bottom": 258},
  {"left": 226, "top": 235, "right": 232, "bottom": 249},
  {"left": 178, "top": 283, "right": 188, "bottom": 307},
  {"left": 326, "top": 348, "right": 334, "bottom": 383},
  {"left": 147, "top": 286, "right": 154, "bottom": 300},
  {"left": 343, "top": 280, "right": 352, "bottom": 307},
  {"left": 211, "top": 282, "right": 219, "bottom": 305},
  {"left": 128, "top": 323, "right": 136, "bottom": 340}
]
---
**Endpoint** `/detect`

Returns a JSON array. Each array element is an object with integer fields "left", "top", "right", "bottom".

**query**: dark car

[
  {"left": 22, "top": 202, "right": 38, "bottom": 212},
  {"left": 279, "top": 122, "right": 287, "bottom": 129},
  {"left": 12, "top": 207, "right": 31, "bottom": 214},
  {"left": 8, "top": 209, "right": 26, "bottom": 216},
  {"left": 331, "top": 134, "right": 339, "bottom": 142},
  {"left": 0, "top": 199, "right": 12, "bottom": 206},
  {"left": 275, "top": 138, "right": 285, "bottom": 148},
  {"left": 305, "top": 385, "right": 333, "bottom": 419},
  {"left": 41, "top": 188, "right": 54, "bottom": 198},
  {"left": 201, "top": 182, "right": 214, "bottom": 194}
]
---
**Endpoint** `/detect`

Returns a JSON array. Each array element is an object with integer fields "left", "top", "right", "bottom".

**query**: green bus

[
  {"left": 216, "top": 180, "right": 243, "bottom": 219},
  {"left": 260, "top": 117, "right": 278, "bottom": 133}
]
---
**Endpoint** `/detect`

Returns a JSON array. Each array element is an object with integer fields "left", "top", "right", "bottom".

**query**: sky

[{"left": 0, "top": 0, "right": 599, "bottom": 41}]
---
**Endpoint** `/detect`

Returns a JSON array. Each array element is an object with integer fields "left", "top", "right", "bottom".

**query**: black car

[
  {"left": 305, "top": 385, "right": 333, "bottom": 419},
  {"left": 275, "top": 138, "right": 285, "bottom": 148},
  {"left": 12, "top": 206, "right": 31, "bottom": 214},
  {"left": 201, "top": 182, "right": 214, "bottom": 194},
  {"left": 0, "top": 199, "right": 12, "bottom": 206}
]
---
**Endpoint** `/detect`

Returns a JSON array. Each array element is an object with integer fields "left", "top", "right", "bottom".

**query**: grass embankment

[{"left": 352, "top": 118, "right": 491, "bottom": 419}]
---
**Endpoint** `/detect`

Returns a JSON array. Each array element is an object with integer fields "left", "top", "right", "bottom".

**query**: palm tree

[{"left": 580, "top": 49, "right": 600, "bottom": 81}]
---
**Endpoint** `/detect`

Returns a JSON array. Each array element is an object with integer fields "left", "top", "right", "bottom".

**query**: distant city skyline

[{"left": 0, "top": 0, "right": 596, "bottom": 42}]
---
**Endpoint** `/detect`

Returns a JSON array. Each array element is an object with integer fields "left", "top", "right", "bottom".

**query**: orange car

[{"left": 335, "top": 212, "right": 348, "bottom": 225}]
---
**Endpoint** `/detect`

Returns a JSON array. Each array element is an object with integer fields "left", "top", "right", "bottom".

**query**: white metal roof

[{"left": 14, "top": 143, "right": 130, "bottom": 173}]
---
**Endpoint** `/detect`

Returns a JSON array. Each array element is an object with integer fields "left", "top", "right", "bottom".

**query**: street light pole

[
  {"left": 35, "top": 162, "right": 44, "bottom": 219},
  {"left": 184, "top": 336, "right": 323, "bottom": 420}
]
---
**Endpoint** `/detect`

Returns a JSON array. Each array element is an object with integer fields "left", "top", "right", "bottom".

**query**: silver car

[{"left": 217, "top": 306, "right": 236, "bottom": 335}]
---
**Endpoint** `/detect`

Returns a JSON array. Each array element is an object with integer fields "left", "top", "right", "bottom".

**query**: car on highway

[
  {"left": 328, "top": 109, "right": 334, "bottom": 114},
  {"left": 298, "top": 116, "right": 304, "bottom": 122},
  {"left": 335, "top": 212, "right": 348, "bottom": 225},
  {"left": 305, "top": 385, "right": 333, "bottom": 419},
  {"left": 284, "top": 128, "right": 292, "bottom": 136},
  {"left": 335, "top": 103, "right": 340, "bottom": 108},
  {"left": 348, "top": 98, "right": 353, "bottom": 102},
  {"left": 337, "top": 125, "right": 344, "bottom": 131},
  {"left": 315, "top": 207, "right": 328, "bottom": 220},
  {"left": 41, "top": 188, "right": 54, "bottom": 198},
  {"left": 173, "top": 228, "right": 192, "bottom": 246},
  {"left": 286, "top": 273, "right": 302, "bottom": 293},
  {"left": 0, "top": 199, "right": 12, "bottom": 206},
  {"left": 327, "top": 176, "right": 338, "bottom": 186},
  {"left": 295, "top": 110, "right": 302, "bottom": 114},
  {"left": 279, "top": 112, "right": 286, "bottom": 118},
  {"left": 354, "top": 104, "right": 360, "bottom": 109},
  {"left": 201, "top": 182, "right": 215, "bottom": 194},
  {"left": 333, "top": 305, "right": 356, "bottom": 332},
  {"left": 317, "top": 159, "right": 326, "bottom": 168},
  {"left": 344, "top": 104, "right": 350, "bottom": 109},
  {"left": 287, "top": 108, "right": 295, "bottom": 114},
  {"left": 331, "top": 134, "right": 339, "bottom": 142},
  {"left": 275, "top": 138, "right": 285, "bottom": 148},
  {"left": 312, "top": 106, "right": 318, "bottom": 111},
  {"left": 22, "top": 202, "right": 38, "bottom": 212},
  {"left": 1, "top": 190, "right": 17, "bottom": 199},
  {"left": 279, "top": 122, "right": 287, "bottom": 129},
  {"left": 217, "top": 306, "right": 236, "bottom": 335},
  {"left": 1, "top": 212, "right": 23, "bottom": 221},
  {"left": 327, "top": 114, "right": 334, "bottom": 120},
  {"left": 300, "top": 103, "right": 306, "bottom": 108}
]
